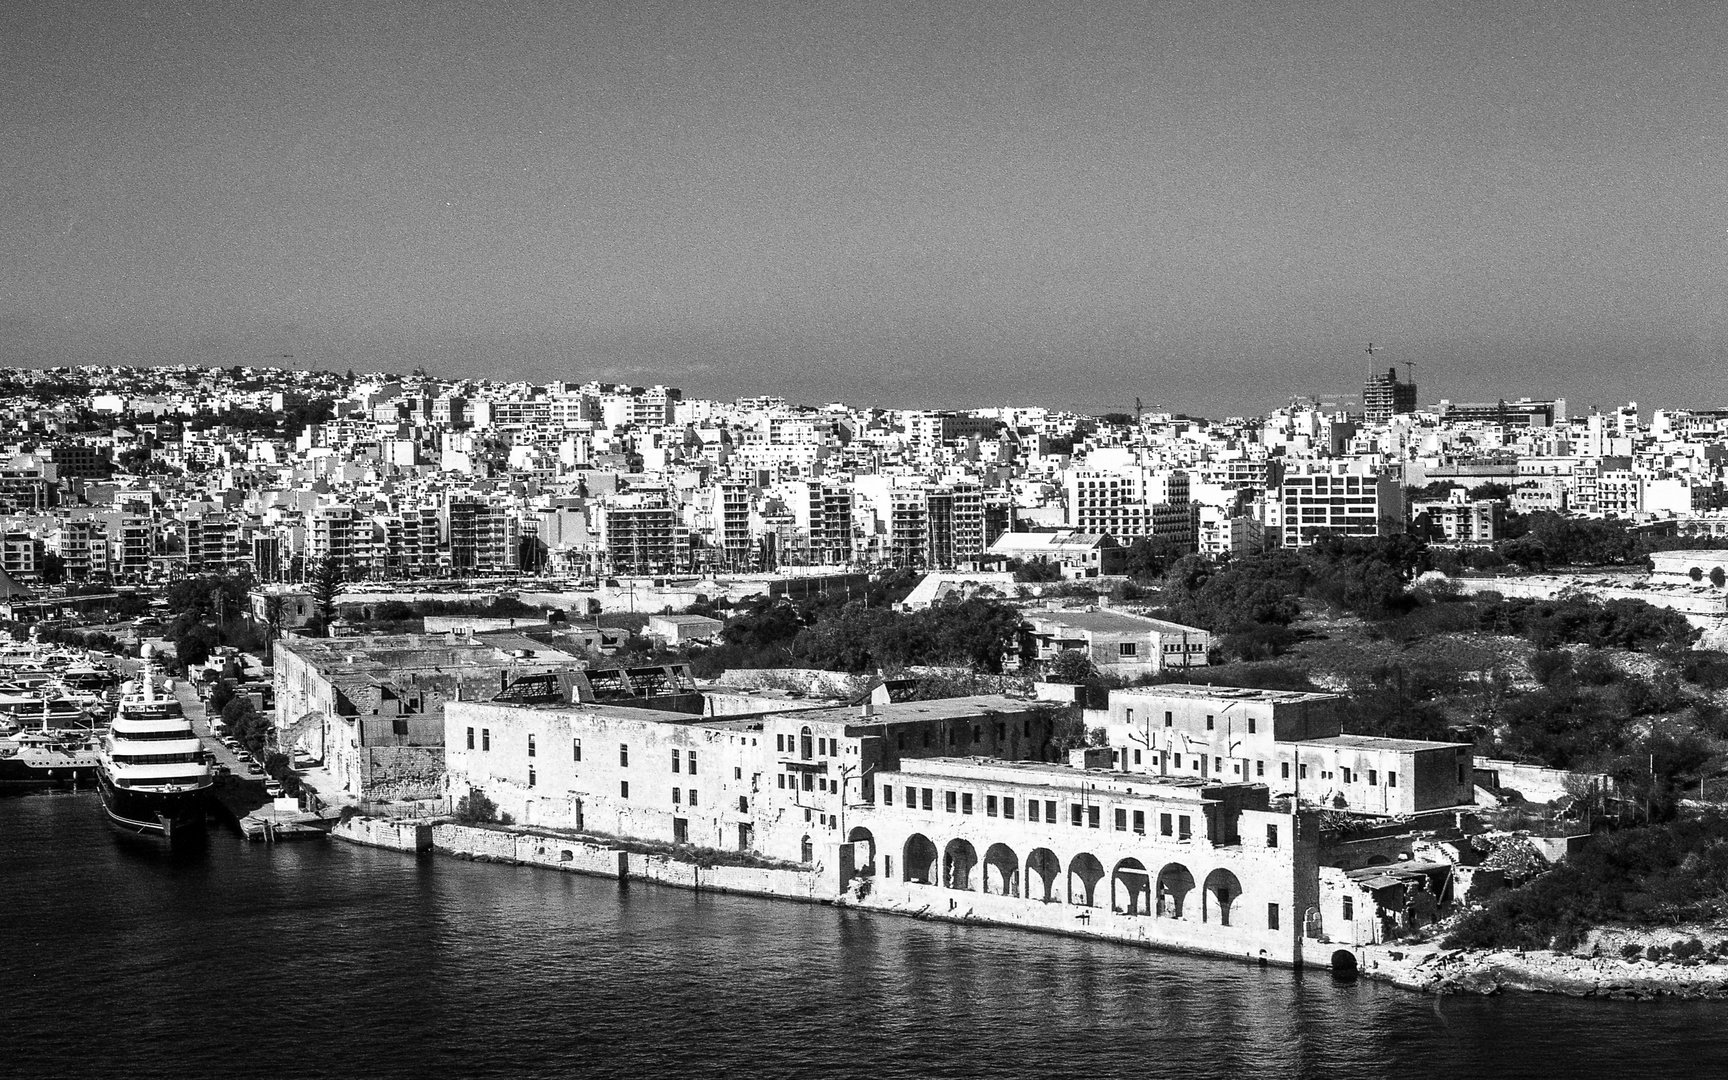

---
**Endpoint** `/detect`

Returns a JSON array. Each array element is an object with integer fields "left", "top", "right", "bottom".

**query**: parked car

[
  {"left": 247, "top": 763, "right": 264, "bottom": 775},
  {"left": 264, "top": 781, "right": 283, "bottom": 797}
]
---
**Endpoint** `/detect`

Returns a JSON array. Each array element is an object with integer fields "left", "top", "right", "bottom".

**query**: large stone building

[
  {"left": 442, "top": 694, "right": 1062, "bottom": 861},
  {"left": 275, "top": 633, "right": 591, "bottom": 806},
  {"left": 1098, "top": 685, "right": 1475, "bottom": 816}
]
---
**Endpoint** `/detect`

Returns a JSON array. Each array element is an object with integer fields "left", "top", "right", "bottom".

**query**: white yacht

[{"left": 97, "top": 647, "right": 211, "bottom": 839}]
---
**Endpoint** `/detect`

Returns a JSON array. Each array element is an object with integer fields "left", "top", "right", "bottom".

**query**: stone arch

[
  {"left": 1067, "top": 852, "right": 1106, "bottom": 908},
  {"left": 903, "top": 833, "right": 938, "bottom": 884},
  {"left": 943, "top": 838, "right": 978, "bottom": 891},
  {"left": 1156, "top": 863, "right": 1196, "bottom": 918},
  {"left": 984, "top": 842, "right": 1020, "bottom": 897},
  {"left": 1304, "top": 906, "right": 1324, "bottom": 939},
  {"left": 1331, "top": 949, "right": 1359, "bottom": 977},
  {"left": 1026, "top": 847, "right": 1061, "bottom": 903},
  {"left": 847, "top": 826, "right": 876, "bottom": 874},
  {"left": 1111, "top": 858, "right": 1151, "bottom": 915},
  {"left": 1203, "top": 868, "right": 1243, "bottom": 926}
]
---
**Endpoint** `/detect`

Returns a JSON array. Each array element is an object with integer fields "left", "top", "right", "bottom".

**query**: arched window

[
  {"left": 801, "top": 835, "right": 814, "bottom": 863},
  {"left": 800, "top": 727, "right": 814, "bottom": 760}
]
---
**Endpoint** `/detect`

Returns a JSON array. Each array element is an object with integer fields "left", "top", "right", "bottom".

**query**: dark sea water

[{"left": 5, "top": 795, "right": 1728, "bottom": 1080}]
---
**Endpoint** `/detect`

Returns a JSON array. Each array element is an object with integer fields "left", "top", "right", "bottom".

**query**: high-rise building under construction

[{"left": 1362, "top": 366, "right": 1417, "bottom": 423}]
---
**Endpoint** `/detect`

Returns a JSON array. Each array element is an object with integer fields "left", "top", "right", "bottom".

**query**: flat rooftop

[
  {"left": 894, "top": 755, "right": 1252, "bottom": 803},
  {"left": 1114, "top": 683, "right": 1341, "bottom": 706},
  {"left": 1298, "top": 734, "right": 1471, "bottom": 753},
  {"left": 1026, "top": 609, "right": 1205, "bottom": 636}
]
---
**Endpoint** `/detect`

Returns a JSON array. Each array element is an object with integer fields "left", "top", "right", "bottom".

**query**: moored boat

[{"left": 97, "top": 647, "right": 210, "bottom": 839}]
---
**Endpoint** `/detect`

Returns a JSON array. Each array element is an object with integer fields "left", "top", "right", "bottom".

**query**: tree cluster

[{"left": 1444, "top": 812, "right": 1728, "bottom": 951}]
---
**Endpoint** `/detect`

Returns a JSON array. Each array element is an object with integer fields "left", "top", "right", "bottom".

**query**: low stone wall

[
  {"left": 331, "top": 816, "right": 433, "bottom": 852},
  {"left": 425, "top": 823, "right": 829, "bottom": 901}
]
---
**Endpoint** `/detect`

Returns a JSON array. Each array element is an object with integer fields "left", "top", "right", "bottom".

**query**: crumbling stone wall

[{"left": 363, "top": 746, "right": 446, "bottom": 801}]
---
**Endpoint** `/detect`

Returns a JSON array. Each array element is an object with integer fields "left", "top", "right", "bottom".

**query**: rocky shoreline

[{"left": 1363, "top": 930, "right": 1728, "bottom": 1000}]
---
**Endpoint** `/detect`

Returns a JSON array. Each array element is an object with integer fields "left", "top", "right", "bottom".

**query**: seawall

[
  {"left": 419, "top": 821, "right": 832, "bottom": 902},
  {"left": 335, "top": 816, "right": 1317, "bottom": 971}
]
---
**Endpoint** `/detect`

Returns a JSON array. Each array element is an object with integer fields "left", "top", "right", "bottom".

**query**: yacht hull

[{"left": 97, "top": 768, "right": 208, "bottom": 839}]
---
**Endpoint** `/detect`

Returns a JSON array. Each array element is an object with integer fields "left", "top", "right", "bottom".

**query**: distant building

[
  {"left": 646, "top": 613, "right": 723, "bottom": 645},
  {"left": 988, "top": 530, "right": 1124, "bottom": 580},
  {"left": 1021, "top": 608, "right": 1212, "bottom": 676},
  {"left": 1362, "top": 367, "right": 1417, "bottom": 424}
]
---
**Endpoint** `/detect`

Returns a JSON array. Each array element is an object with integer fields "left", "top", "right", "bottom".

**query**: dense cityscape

[{"left": 4, "top": 360, "right": 1728, "bottom": 1000}]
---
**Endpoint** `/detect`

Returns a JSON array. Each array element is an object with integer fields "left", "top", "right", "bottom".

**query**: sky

[{"left": 6, "top": 0, "right": 1728, "bottom": 416}]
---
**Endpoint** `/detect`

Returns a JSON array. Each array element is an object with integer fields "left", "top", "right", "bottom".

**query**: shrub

[
  {"left": 1620, "top": 943, "right": 1644, "bottom": 960},
  {"left": 453, "top": 788, "right": 500, "bottom": 825}
]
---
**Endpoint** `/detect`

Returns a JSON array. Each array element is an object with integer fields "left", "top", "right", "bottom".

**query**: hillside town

[{"left": 2, "top": 362, "right": 1727, "bottom": 594}]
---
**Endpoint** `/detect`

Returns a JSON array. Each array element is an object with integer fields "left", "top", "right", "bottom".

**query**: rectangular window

[
  {"left": 800, "top": 772, "right": 812, "bottom": 791},
  {"left": 619, "top": 743, "right": 629, "bottom": 767},
  {"left": 1003, "top": 797, "right": 1015, "bottom": 820},
  {"left": 1088, "top": 806, "right": 1100, "bottom": 829},
  {"left": 1118, "top": 642, "right": 1137, "bottom": 657},
  {"left": 1369, "top": 769, "right": 1378, "bottom": 786},
  {"left": 1214, "top": 756, "right": 1222, "bottom": 773},
  {"left": 1457, "top": 764, "right": 1466, "bottom": 784},
  {"left": 1178, "top": 815, "right": 1192, "bottom": 840},
  {"left": 1248, "top": 718, "right": 1256, "bottom": 734},
  {"left": 1174, "top": 754, "right": 1182, "bottom": 768},
  {"left": 1114, "top": 808, "right": 1127, "bottom": 832},
  {"left": 776, "top": 734, "right": 785, "bottom": 752},
  {"left": 945, "top": 791, "right": 957, "bottom": 813},
  {"left": 466, "top": 727, "right": 474, "bottom": 750},
  {"left": 1071, "top": 803, "right": 1083, "bottom": 827},
  {"left": 884, "top": 786, "right": 894, "bottom": 806},
  {"left": 1343, "top": 897, "right": 1354, "bottom": 922},
  {"left": 922, "top": 788, "right": 934, "bottom": 811},
  {"left": 673, "top": 818, "right": 688, "bottom": 843},
  {"left": 1133, "top": 810, "right": 1145, "bottom": 834},
  {"left": 673, "top": 787, "right": 682, "bottom": 804},
  {"left": 1281, "top": 761, "right": 1290, "bottom": 779},
  {"left": 1299, "top": 763, "right": 1308, "bottom": 780},
  {"left": 687, "top": 750, "right": 697, "bottom": 775},
  {"left": 527, "top": 735, "right": 535, "bottom": 758},
  {"left": 1164, "top": 711, "right": 1173, "bottom": 727},
  {"left": 620, "top": 780, "right": 629, "bottom": 799},
  {"left": 907, "top": 785, "right": 916, "bottom": 807},
  {"left": 528, "top": 767, "right": 536, "bottom": 788},
  {"left": 688, "top": 789, "right": 697, "bottom": 807},
  {"left": 986, "top": 795, "right": 998, "bottom": 817},
  {"left": 1045, "top": 800, "right": 1056, "bottom": 824},
  {"left": 1206, "top": 714, "right": 1214, "bottom": 730},
  {"left": 738, "top": 796, "right": 748, "bottom": 813},
  {"left": 672, "top": 749, "right": 681, "bottom": 773},
  {"left": 961, "top": 793, "right": 974, "bottom": 815},
  {"left": 573, "top": 739, "right": 581, "bottom": 762},
  {"left": 1134, "top": 749, "right": 1142, "bottom": 764},
  {"left": 1268, "top": 903, "right": 1280, "bottom": 930},
  {"left": 1256, "top": 760, "right": 1264, "bottom": 777},
  {"left": 778, "top": 774, "right": 786, "bottom": 789},
  {"left": 1160, "top": 812, "right": 1172, "bottom": 836},
  {"left": 1267, "top": 823, "right": 1279, "bottom": 848},
  {"left": 1388, "top": 772, "right": 1398, "bottom": 787},
  {"left": 482, "top": 729, "right": 490, "bottom": 752},
  {"left": 1125, "top": 708, "right": 1134, "bottom": 726}
]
